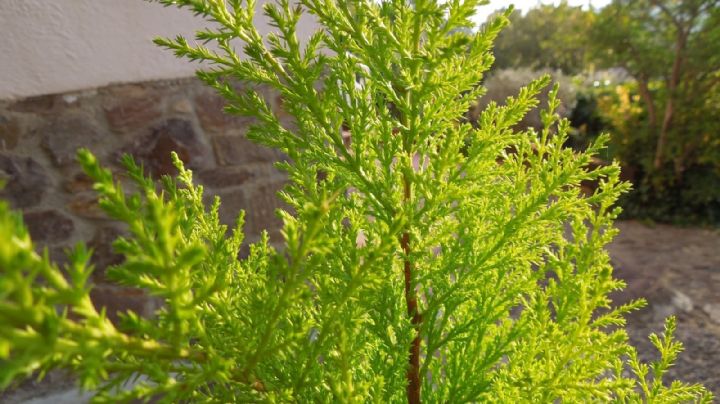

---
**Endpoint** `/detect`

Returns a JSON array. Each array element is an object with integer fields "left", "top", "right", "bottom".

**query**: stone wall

[{"left": 0, "top": 78, "right": 288, "bottom": 400}]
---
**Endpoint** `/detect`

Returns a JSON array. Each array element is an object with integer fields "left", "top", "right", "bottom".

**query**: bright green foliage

[{"left": 0, "top": 0, "right": 713, "bottom": 402}]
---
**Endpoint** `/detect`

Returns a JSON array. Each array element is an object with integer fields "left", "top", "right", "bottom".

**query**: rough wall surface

[
  {"left": 0, "top": 77, "right": 289, "bottom": 402},
  {"left": 0, "top": 1, "right": 201, "bottom": 100}
]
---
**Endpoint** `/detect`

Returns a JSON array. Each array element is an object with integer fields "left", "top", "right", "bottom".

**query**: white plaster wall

[{"left": 0, "top": 1, "right": 315, "bottom": 100}]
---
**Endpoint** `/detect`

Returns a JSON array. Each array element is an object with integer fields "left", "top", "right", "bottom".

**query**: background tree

[
  {"left": 589, "top": 0, "right": 720, "bottom": 222},
  {"left": 491, "top": 1, "right": 595, "bottom": 75}
]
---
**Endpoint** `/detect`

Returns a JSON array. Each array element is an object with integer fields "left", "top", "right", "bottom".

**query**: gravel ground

[{"left": 609, "top": 220, "right": 720, "bottom": 396}]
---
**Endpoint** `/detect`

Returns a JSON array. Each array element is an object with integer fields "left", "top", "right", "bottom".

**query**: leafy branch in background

[
  {"left": 0, "top": 0, "right": 713, "bottom": 401},
  {"left": 490, "top": 2, "right": 595, "bottom": 75},
  {"left": 588, "top": 0, "right": 720, "bottom": 224}
]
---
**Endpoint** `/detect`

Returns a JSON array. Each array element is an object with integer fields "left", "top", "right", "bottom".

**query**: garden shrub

[
  {"left": 0, "top": 0, "right": 712, "bottom": 401},
  {"left": 576, "top": 81, "right": 720, "bottom": 225},
  {"left": 587, "top": 0, "right": 720, "bottom": 225}
]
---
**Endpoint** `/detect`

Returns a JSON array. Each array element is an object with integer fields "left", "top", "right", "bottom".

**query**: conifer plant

[{"left": 0, "top": 0, "right": 712, "bottom": 401}]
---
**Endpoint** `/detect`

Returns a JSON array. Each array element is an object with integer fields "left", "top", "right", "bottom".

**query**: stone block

[
  {"left": 194, "top": 91, "right": 256, "bottom": 134},
  {"left": 87, "top": 227, "right": 125, "bottom": 281},
  {"left": 7, "top": 91, "right": 90, "bottom": 115},
  {"left": 170, "top": 97, "right": 194, "bottom": 114},
  {"left": 48, "top": 245, "right": 72, "bottom": 270},
  {"left": 103, "top": 84, "right": 163, "bottom": 133},
  {"left": 210, "top": 188, "right": 248, "bottom": 229},
  {"left": 22, "top": 210, "right": 74, "bottom": 244},
  {"left": 8, "top": 94, "right": 58, "bottom": 114},
  {"left": 0, "top": 115, "right": 20, "bottom": 150},
  {"left": 246, "top": 181, "right": 287, "bottom": 241},
  {"left": 197, "top": 165, "right": 256, "bottom": 188},
  {"left": 269, "top": 91, "right": 294, "bottom": 123},
  {"left": 90, "top": 285, "right": 161, "bottom": 324},
  {"left": 63, "top": 172, "right": 94, "bottom": 193},
  {"left": 122, "top": 118, "right": 212, "bottom": 177},
  {"left": 212, "top": 135, "right": 279, "bottom": 166},
  {"left": 0, "top": 153, "right": 49, "bottom": 208},
  {"left": 67, "top": 194, "right": 106, "bottom": 219},
  {"left": 703, "top": 304, "right": 720, "bottom": 325},
  {"left": 40, "top": 114, "right": 107, "bottom": 167}
]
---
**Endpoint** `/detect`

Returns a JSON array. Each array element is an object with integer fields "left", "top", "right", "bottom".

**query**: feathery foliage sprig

[{"left": 0, "top": 0, "right": 712, "bottom": 401}]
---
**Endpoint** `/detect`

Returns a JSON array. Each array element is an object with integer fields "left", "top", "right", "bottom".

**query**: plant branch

[{"left": 402, "top": 171, "right": 422, "bottom": 404}]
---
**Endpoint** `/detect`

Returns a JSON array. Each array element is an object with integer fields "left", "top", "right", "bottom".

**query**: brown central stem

[{"left": 402, "top": 173, "right": 422, "bottom": 404}]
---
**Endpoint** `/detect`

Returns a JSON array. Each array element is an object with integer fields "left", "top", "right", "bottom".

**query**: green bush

[
  {"left": 586, "top": 0, "right": 720, "bottom": 225},
  {"left": 0, "top": 0, "right": 712, "bottom": 401},
  {"left": 574, "top": 81, "right": 720, "bottom": 225}
]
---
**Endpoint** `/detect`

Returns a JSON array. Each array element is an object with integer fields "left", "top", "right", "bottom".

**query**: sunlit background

[{"left": 474, "top": 0, "right": 610, "bottom": 22}]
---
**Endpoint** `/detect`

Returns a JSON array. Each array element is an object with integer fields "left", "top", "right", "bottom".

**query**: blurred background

[{"left": 476, "top": 0, "right": 720, "bottom": 226}]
